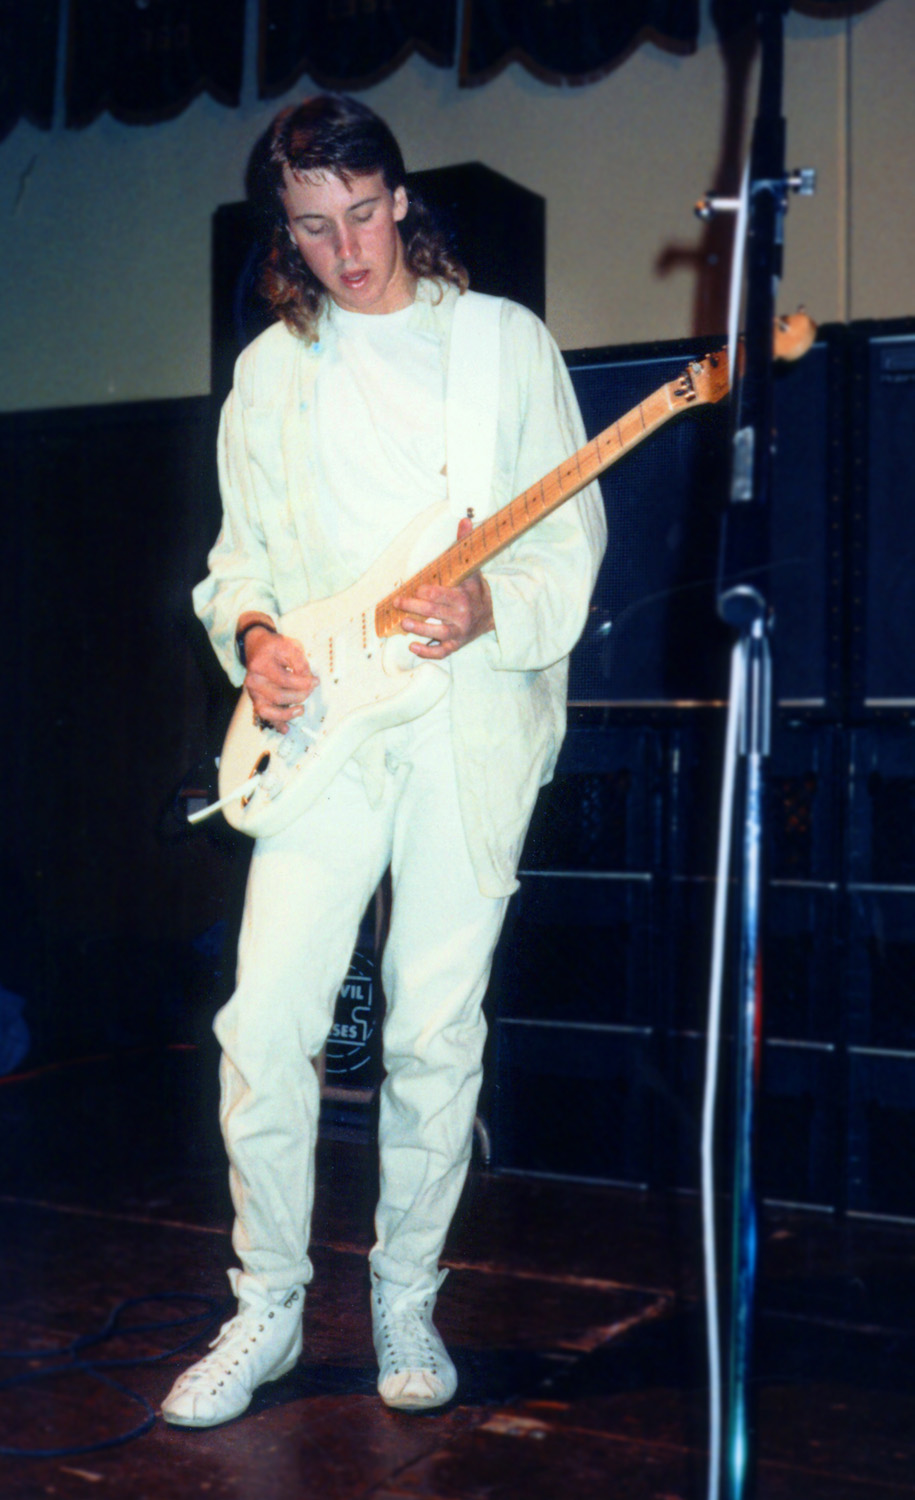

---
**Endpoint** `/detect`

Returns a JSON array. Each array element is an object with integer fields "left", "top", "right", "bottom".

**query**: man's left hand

[{"left": 393, "top": 518, "right": 494, "bottom": 659}]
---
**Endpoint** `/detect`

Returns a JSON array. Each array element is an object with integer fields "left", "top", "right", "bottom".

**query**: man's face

[{"left": 281, "top": 167, "right": 413, "bottom": 316}]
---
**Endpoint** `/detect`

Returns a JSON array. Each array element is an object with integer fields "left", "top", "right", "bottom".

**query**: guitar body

[{"left": 217, "top": 502, "right": 454, "bottom": 838}]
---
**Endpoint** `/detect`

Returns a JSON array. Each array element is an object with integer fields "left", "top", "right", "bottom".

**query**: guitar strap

[{"left": 444, "top": 291, "right": 503, "bottom": 522}]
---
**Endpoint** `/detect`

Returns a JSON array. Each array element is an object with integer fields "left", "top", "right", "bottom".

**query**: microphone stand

[{"left": 704, "top": 4, "right": 813, "bottom": 1497}]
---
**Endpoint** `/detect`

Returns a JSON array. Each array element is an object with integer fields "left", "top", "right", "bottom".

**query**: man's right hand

[{"left": 242, "top": 623, "right": 318, "bottom": 731}]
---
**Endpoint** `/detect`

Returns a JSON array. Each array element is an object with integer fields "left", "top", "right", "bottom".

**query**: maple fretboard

[{"left": 374, "top": 365, "right": 710, "bottom": 639}]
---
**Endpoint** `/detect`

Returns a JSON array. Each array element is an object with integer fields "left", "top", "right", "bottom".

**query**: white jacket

[{"left": 193, "top": 284, "right": 607, "bottom": 896}]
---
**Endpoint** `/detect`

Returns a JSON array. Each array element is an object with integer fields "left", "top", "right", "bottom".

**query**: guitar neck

[{"left": 374, "top": 363, "right": 714, "bottom": 639}]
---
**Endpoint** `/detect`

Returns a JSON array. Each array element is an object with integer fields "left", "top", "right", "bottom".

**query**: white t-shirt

[{"left": 311, "top": 295, "right": 447, "bottom": 586}]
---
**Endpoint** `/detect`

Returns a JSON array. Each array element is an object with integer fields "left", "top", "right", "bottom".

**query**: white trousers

[{"left": 212, "top": 697, "right": 511, "bottom": 1295}]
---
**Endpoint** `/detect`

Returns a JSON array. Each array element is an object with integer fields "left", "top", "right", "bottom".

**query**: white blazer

[{"left": 193, "top": 283, "right": 607, "bottom": 895}]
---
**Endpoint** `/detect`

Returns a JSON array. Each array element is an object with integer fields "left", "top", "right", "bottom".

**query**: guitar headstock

[
  {"left": 671, "top": 310, "right": 818, "bottom": 411},
  {"left": 773, "top": 310, "right": 817, "bottom": 362},
  {"left": 680, "top": 349, "right": 731, "bottom": 407}
]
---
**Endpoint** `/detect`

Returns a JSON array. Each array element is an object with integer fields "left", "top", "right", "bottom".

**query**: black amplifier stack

[{"left": 488, "top": 316, "right": 915, "bottom": 1222}]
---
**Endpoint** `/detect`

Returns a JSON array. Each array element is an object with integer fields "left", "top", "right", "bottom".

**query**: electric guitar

[{"left": 192, "top": 313, "right": 815, "bottom": 838}]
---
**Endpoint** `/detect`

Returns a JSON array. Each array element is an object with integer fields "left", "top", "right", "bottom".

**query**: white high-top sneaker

[
  {"left": 161, "top": 1278, "right": 304, "bottom": 1429},
  {"left": 371, "top": 1270, "right": 457, "bottom": 1411}
]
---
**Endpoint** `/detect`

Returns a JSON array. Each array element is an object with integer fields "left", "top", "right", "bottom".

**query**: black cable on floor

[{"left": 0, "top": 1291, "right": 226, "bottom": 1458}]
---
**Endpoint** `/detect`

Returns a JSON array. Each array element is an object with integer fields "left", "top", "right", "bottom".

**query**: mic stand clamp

[{"left": 695, "top": 167, "right": 816, "bottom": 222}]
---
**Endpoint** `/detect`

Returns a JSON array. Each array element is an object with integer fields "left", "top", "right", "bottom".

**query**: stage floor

[{"left": 1, "top": 1046, "right": 914, "bottom": 1499}]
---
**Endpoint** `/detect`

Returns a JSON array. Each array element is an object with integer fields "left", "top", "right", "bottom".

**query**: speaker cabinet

[
  {"left": 565, "top": 337, "right": 731, "bottom": 708},
  {"left": 407, "top": 162, "right": 544, "bottom": 320},
  {"left": 211, "top": 201, "right": 274, "bottom": 412},
  {"left": 759, "top": 1039, "right": 839, "bottom": 1210},
  {"left": 848, "top": 1050, "right": 915, "bottom": 1221},
  {"left": 849, "top": 319, "right": 915, "bottom": 713},
  {"left": 846, "top": 889, "right": 915, "bottom": 1052},
  {"left": 565, "top": 325, "right": 847, "bottom": 712},
  {"left": 764, "top": 883, "right": 843, "bottom": 1047},
  {"left": 658, "top": 1030, "right": 839, "bottom": 1210},
  {"left": 0, "top": 398, "right": 227, "bottom": 1057},
  {"left": 492, "top": 1022, "right": 658, "bottom": 1187},
  {"left": 489, "top": 723, "right": 661, "bottom": 1182},
  {"left": 667, "top": 719, "right": 844, "bottom": 883},
  {"left": 848, "top": 725, "right": 915, "bottom": 886}
]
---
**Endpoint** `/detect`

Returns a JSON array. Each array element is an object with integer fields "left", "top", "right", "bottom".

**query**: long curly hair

[{"left": 247, "top": 94, "right": 469, "bottom": 342}]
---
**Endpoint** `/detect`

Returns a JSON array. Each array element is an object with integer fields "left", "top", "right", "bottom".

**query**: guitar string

[{"left": 374, "top": 358, "right": 724, "bottom": 636}]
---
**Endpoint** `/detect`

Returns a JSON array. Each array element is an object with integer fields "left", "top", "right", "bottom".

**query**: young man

[{"left": 162, "top": 94, "right": 606, "bottom": 1428}]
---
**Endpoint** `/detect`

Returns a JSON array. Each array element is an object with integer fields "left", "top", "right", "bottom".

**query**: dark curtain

[
  {"left": 65, "top": 0, "right": 245, "bottom": 128},
  {"left": 0, "top": 1, "right": 890, "bottom": 137},
  {"left": 0, "top": 0, "right": 61, "bottom": 141},
  {"left": 713, "top": 0, "right": 886, "bottom": 36},
  {"left": 460, "top": 0, "right": 700, "bottom": 87},
  {"left": 711, "top": 0, "right": 769, "bottom": 35},
  {"left": 259, "top": 0, "right": 456, "bottom": 98}
]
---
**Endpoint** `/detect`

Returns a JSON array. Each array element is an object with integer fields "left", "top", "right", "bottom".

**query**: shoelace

[
  {"left": 182, "top": 1306, "right": 279, "bottom": 1387},
  {"left": 376, "top": 1298, "right": 441, "bottom": 1375}
]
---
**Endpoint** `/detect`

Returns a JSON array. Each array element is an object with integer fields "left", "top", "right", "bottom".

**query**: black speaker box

[
  {"left": 491, "top": 1021, "right": 657, "bottom": 1186},
  {"left": 847, "top": 724, "right": 915, "bottom": 886},
  {"left": 211, "top": 162, "right": 545, "bottom": 410},
  {"left": 846, "top": 887, "right": 915, "bottom": 1052},
  {"left": 407, "top": 162, "right": 545, "bottom": 320},
  {"left": 848, "top": 318, "right": 915, "bottom": 714},
  {"left": 211, "top": 200, "right": 274, "bottom": 411},
  {"left": 660, "top": 1029, "right": 839, "bottom": 1210},
  {"left": 667, "top": 719, "right": 844, "bottom": 882},
  {"left": 758, "top": 1039, "right": 840, "bottom": 1210},
  {"left": 848, "top": 1048, "right": 915, "bottom": 1221},
  {"left": 0, "top": 397, "right": 227, "bottom": 1056},
  {"left": 564, "top": 325, "right": 847, "bottom": 712},
  {"left": 520, "top": 722, "right": 660, "bottom": 874}
]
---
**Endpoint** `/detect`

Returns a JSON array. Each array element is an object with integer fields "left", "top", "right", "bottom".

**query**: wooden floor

[{"left": 1, "top": 1045, "right": 914, "bottom": 1500}]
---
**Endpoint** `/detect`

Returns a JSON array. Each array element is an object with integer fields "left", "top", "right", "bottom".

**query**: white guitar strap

[{"left": 444, "top": 291, "right": 503, "bottom": 522}]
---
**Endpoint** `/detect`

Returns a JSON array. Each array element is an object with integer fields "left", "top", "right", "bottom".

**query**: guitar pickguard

[{"left": 216, "top": 507, "right": 454, "bottom": 837}]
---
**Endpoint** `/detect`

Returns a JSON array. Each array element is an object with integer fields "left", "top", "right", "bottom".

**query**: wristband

[{"left": 235, "top": 620, "right": 277, "bottom": 667}]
